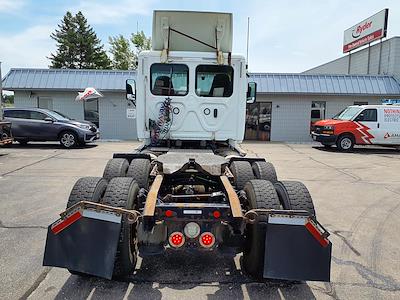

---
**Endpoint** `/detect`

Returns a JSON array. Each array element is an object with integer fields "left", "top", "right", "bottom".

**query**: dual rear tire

[
  {"left": 242, "top": 179, "right": 316, "bottom": 280},
  {"left": 67, "top": 176, "right": 139, "bottom": 278}
]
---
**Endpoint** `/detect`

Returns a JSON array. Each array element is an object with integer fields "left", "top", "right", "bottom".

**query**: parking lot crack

[
  {"left": 0, "top": 220, "right": 47, "bottom": 230},
  {"left": 332, "top": 257, "right": 400, "bottom": 292},
  {"left": 0, "top": 152, "right": 63, "bottom": 176},
  {"left": 19, "top": 267, "right": 52, "bottom": 300}
]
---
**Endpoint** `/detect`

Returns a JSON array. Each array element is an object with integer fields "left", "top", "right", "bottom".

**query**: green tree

[
  {"left": 109, "top": 35, "right": 135, "bottom": 70},
  {"left": 108, "top": 31, "right": 151, "bottom": 70},
  {"left": 49, "top": 11, "right": 111, "bottom": 69},
  {"left": 131, "top": 31, "right": 151, "bottom": 55}
]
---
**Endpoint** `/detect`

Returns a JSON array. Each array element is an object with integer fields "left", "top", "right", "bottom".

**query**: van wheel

[
  {"left": 242, "top": 180, "right": 281, "bottom": 280},
  {"left": 102, "top": 177, "right": 139, "bottom": 278},
  {"left": 59, "top": 131, "right": 78, "bottom": 148},
  {"left": 336, "top": 134, "right": 354, "bottom": 152}
]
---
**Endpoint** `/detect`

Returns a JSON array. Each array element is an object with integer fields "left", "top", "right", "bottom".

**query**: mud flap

[
  {"left": 43, "top": 209, "right": 122, "bottom": 279},
  {"left": 263, "top": 214, "right": 332, "bottom": 282}
]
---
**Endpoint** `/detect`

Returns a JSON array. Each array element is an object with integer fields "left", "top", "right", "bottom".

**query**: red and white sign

[{"left": 343, "top": 9, "right": 388, "bottom": 53}]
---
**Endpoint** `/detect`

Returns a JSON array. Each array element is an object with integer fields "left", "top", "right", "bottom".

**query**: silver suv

[{"left": 4, "top": 108, "right": 100, "bottom": 148}]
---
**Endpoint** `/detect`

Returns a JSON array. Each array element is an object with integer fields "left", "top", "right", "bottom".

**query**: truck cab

[
  {"left": 312, "top": 104, "right": 400, "bottom": 151},
  {"left": 126, "top": 11, "right": 254, "bottom": 147}
]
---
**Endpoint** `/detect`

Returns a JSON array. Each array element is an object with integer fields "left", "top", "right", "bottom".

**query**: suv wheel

[{"left": 60, "top": 131, "right": 78, "bottom": 148}]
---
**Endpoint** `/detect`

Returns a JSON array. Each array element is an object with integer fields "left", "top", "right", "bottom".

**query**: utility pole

[{"left": 246, "top": 17, "right": 250, "bottom": 68}]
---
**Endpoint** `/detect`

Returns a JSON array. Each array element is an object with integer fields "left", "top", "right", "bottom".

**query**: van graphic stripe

[{"left": 354, "top": 122, "right": 374, "bottom": 144}]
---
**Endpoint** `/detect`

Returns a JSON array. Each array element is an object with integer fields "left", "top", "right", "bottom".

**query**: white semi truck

[{"left": 43, "top": 11, "right": 331, "bottom": 282}]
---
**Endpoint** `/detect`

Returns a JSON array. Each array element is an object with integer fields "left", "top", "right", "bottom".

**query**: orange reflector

[
  {"left": 213, "top": 211, "right": 221, "bottom": 218},
  {"left": 169, "top": 232, "right": 185, "bottom": 248},
  {"left": 165, "top": 210, "right": 174, "bottom": 217},
  {"left": 199, "top": 232, "right": 215, "bottom": 248},
  {"left": 305, "top": 220, "right": 329, "bottom": 248}
]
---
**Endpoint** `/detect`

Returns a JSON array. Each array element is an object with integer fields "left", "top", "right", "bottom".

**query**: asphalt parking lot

[{"left": 1, "top": 141, "right": 400, "bottom": 299}]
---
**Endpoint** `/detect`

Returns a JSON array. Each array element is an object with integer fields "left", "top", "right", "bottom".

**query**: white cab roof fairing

[{"left": 152, "top": 10, "right": 233, "bottom": 53}]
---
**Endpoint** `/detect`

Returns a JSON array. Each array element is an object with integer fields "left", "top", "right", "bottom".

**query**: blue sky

[{"left": 1, "top": 0, "right": 400, "bottom": 75}]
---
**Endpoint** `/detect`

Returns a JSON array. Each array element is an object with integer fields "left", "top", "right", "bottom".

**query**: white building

[{"left": 2, "top": 68, "right": 400, "bottom": 142}]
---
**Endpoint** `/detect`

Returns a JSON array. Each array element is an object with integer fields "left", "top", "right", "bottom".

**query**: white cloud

[
  {"left": 75, "top": 0, "right": 155, "bottom": 24},
  {"left": 0, "top": 25, "right": 55, "bottom": 74},
  {"left": 0, "top": 0, "right": 25, "bottom": 12}
]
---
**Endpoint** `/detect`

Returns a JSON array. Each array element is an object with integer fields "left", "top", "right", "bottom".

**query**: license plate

[
  {"left": 96, "top": 133, "right": 100, "bottom": 138},
  {"left": 312, "top": 135, "right": 316, "bottom": 141}
]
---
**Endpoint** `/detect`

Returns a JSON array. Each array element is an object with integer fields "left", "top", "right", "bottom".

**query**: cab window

[
  {"left": 150, "top": 64, "right": 188, "bottom": 96},
  {"left": 196, "top": 65, "right": 233, "bottom": 97},
  {"left": 356, "top": 109, "right": 377, "bottom": 122}
]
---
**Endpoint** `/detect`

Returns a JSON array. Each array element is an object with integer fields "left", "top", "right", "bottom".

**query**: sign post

[{"left": 343, "top": 9, "right": 388, "bottom": 53}]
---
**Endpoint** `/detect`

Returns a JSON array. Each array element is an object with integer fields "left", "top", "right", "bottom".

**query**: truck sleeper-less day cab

[
  {"left": 312, "top": 104, "right": 400, "bottom": 151},
  {"left": 43, "top": 11, "right": 332, "bottom": 282}
]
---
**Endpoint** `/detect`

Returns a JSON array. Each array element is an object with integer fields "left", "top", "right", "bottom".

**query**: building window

[
  {"left": 245, "top": 102, "right": 272, "bottom": 141},
  {"left": 38, "top": 97, "right": 53, "bottom": 110},
  {"left": 150, "top": 64, "right": 189, "bottom": 96},
  {"left": 354, "top": 101, "right": 368, "bottom": 106},
  {"left": 311, "top": 101, "right": 326, "bottom": 126},
  {"left": 84, "top": 100, "right": 99, "bottom": 127},
  {"left": 196, "top": 65, "right": 233, "bottom": 97}
]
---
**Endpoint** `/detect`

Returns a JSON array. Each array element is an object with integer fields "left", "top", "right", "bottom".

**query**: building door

[
  {"left": 84, "top": 99, "right": 99, "bottom": 127},
  {"left": 245, "top": 102, "right": 272, "bottom": 141}
]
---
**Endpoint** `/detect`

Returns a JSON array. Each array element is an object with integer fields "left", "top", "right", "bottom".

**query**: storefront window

[
  {"left": 311, "top": 101, "right": 326, "bottom": 125},
  {"left": 245, "top": 102, "right": 272, "bottom": 141}
]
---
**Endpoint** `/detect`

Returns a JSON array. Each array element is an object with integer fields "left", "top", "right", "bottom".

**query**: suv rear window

[{"left": 4, "top": 110, "right": 30, "bottom": 119}]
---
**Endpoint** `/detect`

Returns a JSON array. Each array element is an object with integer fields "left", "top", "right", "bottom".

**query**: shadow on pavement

[
  {"left": 313, "top": 145, "right": 400, "bottom": 155},
  {"left": 55, "top": 251, "right": 316, "bottom": 299},
  {"left": 5, "top": 142, "right": 98, "bottom": 150}
]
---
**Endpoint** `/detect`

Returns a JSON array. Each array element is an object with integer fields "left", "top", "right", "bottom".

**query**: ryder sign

[{"left": 343, "top": 9, "right": 388, "bottom": 53}]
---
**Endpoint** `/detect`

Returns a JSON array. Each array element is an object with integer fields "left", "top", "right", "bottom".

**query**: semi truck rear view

[{"left": 43, "top": 10, "right": 332, "bottom": 282}]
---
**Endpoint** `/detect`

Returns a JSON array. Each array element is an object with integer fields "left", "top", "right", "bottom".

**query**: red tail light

[
  {"left": 169, "top": 232, "right": 185, "bottom": 248},
  {"left": 165, "top": 210, "right": 174, "bottom": 217},
  {"left": 212, "top": 210, "right": 221, "bottom": 218},
  {"left": 199, "top": 232, "right": 215, "bottom": 248}
]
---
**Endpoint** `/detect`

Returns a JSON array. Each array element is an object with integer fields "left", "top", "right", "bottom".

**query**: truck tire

[
  {"left": 252, "top": 161, "right": 277, "bottom": 183},
  {"left": 102, "top": 177, "right": 139, "bottom": 278},
  {"left": 67, "top": 177, "right": 108, "bottom": 208},
  {"left": 230, "top": 161, "right": 255, "bottom": 190},
  {"left": 103, "top": 158, "right": 129, "bottom": 181},
  {"left": 336, "top": 134, "right": 354, "bottom": 152},
  {"left": 242, "top": 180, "right": 281, "bottom": 280},
  {"left": 274, "top": 181, "right": 316, "bottom": 217},
  {"left": 126, "top": 158, "right": 151, "bottom": 189}
]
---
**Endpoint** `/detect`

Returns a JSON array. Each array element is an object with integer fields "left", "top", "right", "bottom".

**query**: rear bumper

[{"left": 311, "top": 133, "right": 337, "bottom": 145}]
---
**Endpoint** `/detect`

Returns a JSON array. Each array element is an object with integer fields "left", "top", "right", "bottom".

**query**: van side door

[
  {"left": 380, "top": 107, "right": 400, "bottom": 145},
  {"left": 353, "top": 108, "right": 382, "bottom": 144}
]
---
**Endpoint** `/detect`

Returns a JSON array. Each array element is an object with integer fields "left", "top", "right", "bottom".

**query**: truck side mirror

[
  {"left": 247, "top": 82, "right": 257, "bottom": 104},
  {"left": 126, "top": 79, "right": 136, "bottom": 103}
]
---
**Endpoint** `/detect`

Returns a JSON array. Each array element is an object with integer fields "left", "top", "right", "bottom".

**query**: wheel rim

[
  {"left": 340, "top": 137, "right": 352, "bottom": 150},
  {"left": 61, "top": 133, "right": 75, "bottom": 147}
]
